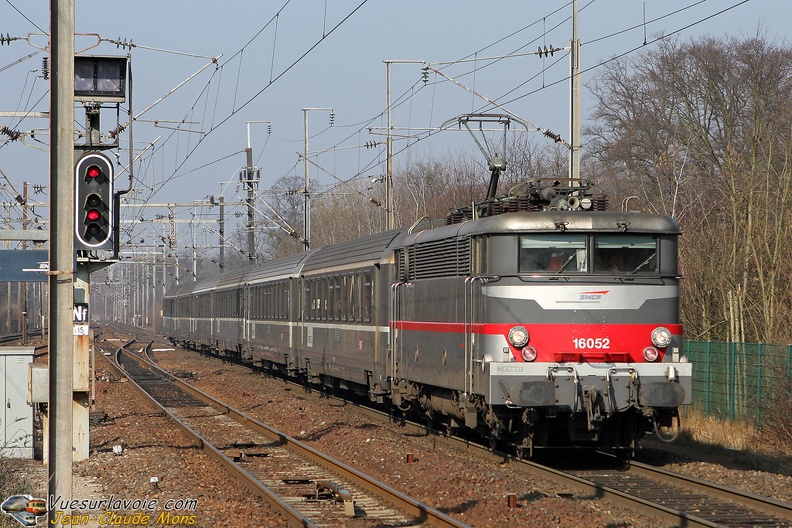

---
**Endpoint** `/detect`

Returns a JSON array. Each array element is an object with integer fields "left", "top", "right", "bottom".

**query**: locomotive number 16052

[{"left": 573, "top": 337, "right": 611, "bottom": 349}]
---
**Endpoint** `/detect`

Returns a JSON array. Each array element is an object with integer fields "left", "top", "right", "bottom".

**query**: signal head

[{"left": 75, "top": 151, "right": 115, "bottom": 251}]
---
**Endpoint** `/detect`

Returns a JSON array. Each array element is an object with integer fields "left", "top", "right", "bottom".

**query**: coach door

[
  {"left": 241, "top": 284, "right": 249, "bottom": 344},
  {"left": 465, "top": 276, "right": 487, "bottom": 396},
  {"left": 388, "top": 281, "right": 406, "bottom": 382}
]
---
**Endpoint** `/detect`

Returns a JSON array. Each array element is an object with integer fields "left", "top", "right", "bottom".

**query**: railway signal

[{"left": 75, "top": 151, "right": 114, "bottom": 251}]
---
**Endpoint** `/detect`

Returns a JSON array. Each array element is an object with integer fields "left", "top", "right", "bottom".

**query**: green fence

[{"left": 684, "top": 340, "right": 792, "bottom": 424}]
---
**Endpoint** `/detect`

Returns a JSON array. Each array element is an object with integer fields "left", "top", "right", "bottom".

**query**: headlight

[
  {"left": 508, "top": 326, "right": 530, "bottom": 348},
  {"left": 651, "top": 326, "right": 672, "bottom": 348},
  {"left": 643, "top": 347, "right": 660, "bottom": 362},
  {"left": 521, "top": 346, "right": 538, "bottom": 362}
]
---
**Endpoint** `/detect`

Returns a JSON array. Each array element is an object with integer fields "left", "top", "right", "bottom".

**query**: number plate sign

[{"left": 73, "top": 303, "right": 89, "bottom": 335}]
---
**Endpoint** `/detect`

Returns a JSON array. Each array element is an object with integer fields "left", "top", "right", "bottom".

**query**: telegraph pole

[{"left": 49, "top": 0, "right": 75, "bottom": 522}]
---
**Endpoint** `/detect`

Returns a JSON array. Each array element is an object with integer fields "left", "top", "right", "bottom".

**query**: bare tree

[{"left": 587, "top": 33, "right": 792, "bottom": 342}]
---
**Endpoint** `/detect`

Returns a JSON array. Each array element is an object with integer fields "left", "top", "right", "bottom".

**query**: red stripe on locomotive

[{"left": 394, "top": 321, "right": 682, "bottom": 363}]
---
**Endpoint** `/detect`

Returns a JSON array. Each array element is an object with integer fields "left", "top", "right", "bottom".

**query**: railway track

[
  {"left": 103, "top": 324, "right": 792, "bottom": 528},
  {"left": 512, "top": 456, "right": 792, "bottom": 528},
  {"left": 106, "top": 334, "right": 468, "bottom": 528},
  {"left": 369, "top": 410, "right": 792, "bottom": 528}
]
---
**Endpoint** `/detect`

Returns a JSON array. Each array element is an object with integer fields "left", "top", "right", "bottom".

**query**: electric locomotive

[
  {"left": 391, "top": 179, "right": 689, "bottom": 458},
  {"left": 163, "top": 157, "right": 690, "bottom": 460}
]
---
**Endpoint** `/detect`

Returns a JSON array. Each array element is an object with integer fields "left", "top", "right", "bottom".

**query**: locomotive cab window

[
  {"left": 519, "top": 234, "right": 588, "bottom": 273},
  {"left": 594, "top": 235, "right": 658, "bottom": 273}
]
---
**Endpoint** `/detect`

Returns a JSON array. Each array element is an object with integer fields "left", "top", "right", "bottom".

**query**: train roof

[
  {"left": 404, "top": 211, "right": 680, "bottom": 246},
  {"left": 163, "top": 280, "right": 196, "bottom": 300},
  {"left": 245, "top": 251, "right": 313, "bottom": 284},
  {"left": 301, "top": 228, "right": 405, "bottom": 275},
  {"left": 192, "top": 274, "right": 221, "bottom": 295},
  {"left": 214, "top": 264, "right": 256, "bottom": 290}
]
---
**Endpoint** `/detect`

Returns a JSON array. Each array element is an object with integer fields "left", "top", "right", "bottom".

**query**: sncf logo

[{"left": 578, "top": 290, "right": 609, "bottom": 302}]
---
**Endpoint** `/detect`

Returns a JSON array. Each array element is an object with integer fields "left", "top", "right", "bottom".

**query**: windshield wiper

[
  {"left": 630, "top": 252, "right": 656, "bottom": 274},
  {"left": 555, "top": 253, "right": 578, "bottom": 274}
]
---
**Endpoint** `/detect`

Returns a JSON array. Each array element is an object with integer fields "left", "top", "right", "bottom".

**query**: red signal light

[{"left": 75, "top": 152, "right": 114, "bottom": 250}]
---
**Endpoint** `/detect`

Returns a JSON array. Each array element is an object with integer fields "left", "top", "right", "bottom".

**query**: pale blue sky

[{"left": 0, "top": 0, "right": 788, "bottom": 246}]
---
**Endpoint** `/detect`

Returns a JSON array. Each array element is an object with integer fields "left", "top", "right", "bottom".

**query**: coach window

[
  {"left": 310, "top": 280, "right": 316, "bottom": 320},
  {"left": 274, "top": 283, "right": 279, "bottom": 319},
  {"left": 338, "top": 275, "right": 344, "bottom": 321},
  {"left": 330, "top": 276, "right": 336, "bottom": 320},
  {"left": 339, "top": 275, "right": 345, "bottom": 321},
  {"left": 594, "top": 235, "right": 658, "bottom": 273},
  {"left": 318, "top": 279, "right": 326, "bottom": 320},
  {"left": 355, "top": 272, "right": 363, "bottom": 322},
  {"left": 275, "top": 282, "right": 281, "bottom": 319},
  {"left": 311, "top": 279, "right": 321, "bottom": 321},
  {"left": 304, "top": 280, "right": 309, "bottom": 321},
  {"left": 326, "top": 277, "right": 333, "bottom": 320},
  {"left": 339, "top": 275, "right": 345, "bottom": 320},
  {"left": 519, "top": 234, "right": 588, "bottom": 273},
  {"left": 362, "top": 271, "right": 372, "bottom": 322},
  {"left": 282, "top": 282, "right": 287, "bottom": 319},
  {"left": 304, "top": 281, "right": 310, "bottom": 320},
  {"left": 347, "top": 274, "right": 356, "bottom": 322},
  {"left": 275, "top": 283, "right": 281, "bottom": 318}
]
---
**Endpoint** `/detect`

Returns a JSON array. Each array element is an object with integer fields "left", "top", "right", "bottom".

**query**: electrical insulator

[
  {"left": 329, "top": 112, "right": 335, "bottom": 126},
  {"left": 42, "top": 57, "right": 49, "bottom": 80},
  {"left": 422, "top": 65, "right": 429, "bottom": 84},
  {"left": 0, "top": 126, "right": 21, "bottom": 141}
]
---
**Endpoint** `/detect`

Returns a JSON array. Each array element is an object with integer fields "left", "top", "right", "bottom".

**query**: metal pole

[
  {"left": 22, "top": 182, "right": 28, "bottom": 344},
  {"left": 301, "top": 108, "right": 332, "bottom": 250},
  {"left": 569, "top": 0, "right": 581, "bottom": 182},
  {"left": 191, "top": 221, "right": 197, "bottom": 280},
  {"left": 244, "top": 120, "right": 269, "bottom": 261},
  {"left": 302, "top": 109, "right": 310, "bottom": 250},
  {"left": 386, "top": 62, "right": 393, "bottom": 230},
  {"left": 245, "top": 147, "right": 257, "bottom": 264},
  {"left": 218, "top": 196, "right": 225, "bottom": 271},
  {"left": 48, "top": 0, "right": 75, "bottom": 522},
  {"left": 382, "top": 60, "right": 423, "bottom": 228}
]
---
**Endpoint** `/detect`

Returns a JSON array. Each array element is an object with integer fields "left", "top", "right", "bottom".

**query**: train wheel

[
  {"left": 422, "top": 416, "right": 435, "bottom": 437},
  {"left": 515, "top": 445, "right": 532, "bottom": 459},
  {"left": 615, "top": 450, "right": 632, "bottom": 471}
]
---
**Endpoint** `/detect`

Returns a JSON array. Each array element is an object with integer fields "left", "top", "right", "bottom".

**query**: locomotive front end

[{"left": 471, "top": 210, "right": 691, "bottom": 456}]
